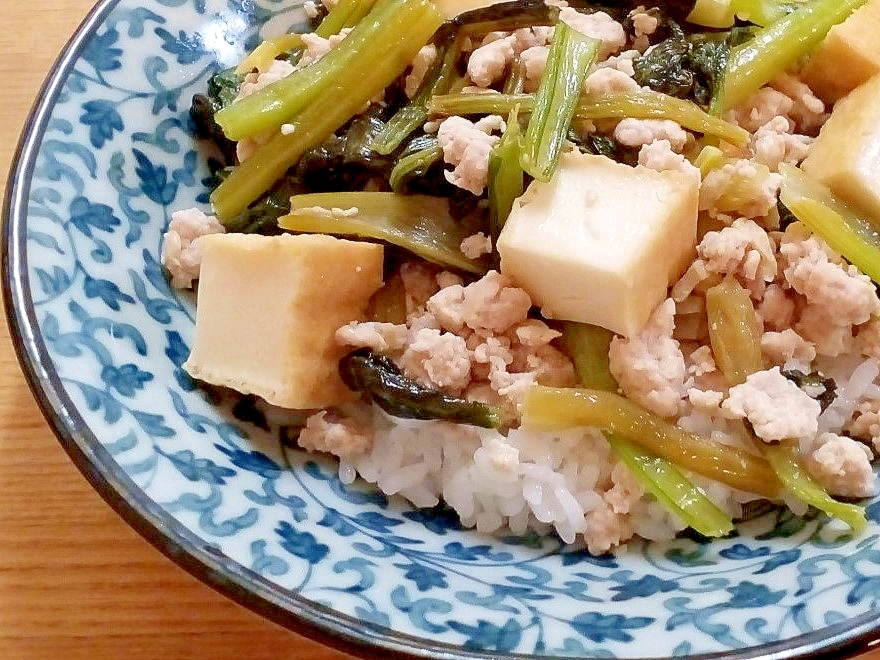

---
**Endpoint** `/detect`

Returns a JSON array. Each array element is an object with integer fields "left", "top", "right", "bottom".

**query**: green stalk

[
  {"left": 520, "top": 21, "right": 599, "bottom": 181},
  {"left": 607, "top": 434, "right": 734, "bottom": 538},
  {"left": 371, "top": 38, "right": 462, "bottom": 156},
  {"left": 562, "top": 322, "right": 733, "bottom": 537},
  {"left": 712, "top": 0, "right": 868, "bottom": 114},
  {"left": 779, "top": 164, "right": 880, "bottom": 284},
  {"left": 215, "top": 0, "right": 443, "bottom": 141},
  {"left": 487, "top": 106, "right": 523, "bottom": 242},
  {"left": 561, "top": 322, "right": 618, "bottom": 392},
  {"left": 235, "top": 34, "right": 304, "bottom": 75},
  {"left": 576, "top": 90, "right": 749, "bottom": 147},
  {"left": 521, "top": 386, "right": 783, "bottom": 498},
  {"left": 277, "top": 191, "right": 485, "bottom": 273},
  {"left": 706, "top": 276, "right": 764, "bottom": 386},
  {"left": 211, "top": 0, "right": 443, "bottom": 220},
  {"left": 388, "top": 143, "right": 443, "bottom": 192},
  {"left": 762, "top": 440, "right": 867, "bottom": 533},
  {"left": 315, "top": 0, "right": 380, "bottom": 37},
  {"left": 427, "top": 89, "right": 750, "bottom": 147}
]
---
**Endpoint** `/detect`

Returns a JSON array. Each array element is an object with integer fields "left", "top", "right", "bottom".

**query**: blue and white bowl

[{"left": 5, "top": 1, "right": 880, "bottom": 658}]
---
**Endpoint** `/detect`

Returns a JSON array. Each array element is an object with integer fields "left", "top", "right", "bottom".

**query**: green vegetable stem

[
  {"left": 560, "top": 323, "right": 733, "bottom": 538},
  {"left": 607, "top": 434, "right": 734, "bottom": 538},
  {"left": 779, "top": 163, "right": 880, "bottom": 285},
  {"left": 521, "top": 386, "right": 783, "bottom": 498},
  {"left": 712, "top": 0, "right": 868, "bottom": 114},
  {"left": 427, "top": 89, "right": 750, "bottom": 147},
  {"left": 388, "top": 141, "right": 444, "bottom": 192},
  {"left": 210, "top": 0, "right": 443, "bottom": 221},
  {"left": 340, "top": 348, "right": 503, "bottom": 428},
  {"left": 487, "top": 106, "right": 524, "bottom": 243},
  {"left": 520, "top": 20, "right": 598, "bottom": 181},
  {"left": 761, "top": 440, "right": 867, "bottom": 533},
  {"left": 315, "top": 0, "right": 380, "bottom": 38},
  {"left": 705, "top": 276, "right": 764, "bottom": 386},
  {"left": 277, "top": 191, "right": 486, "bottom": 273},
  {"left": 370, "top": 36, "right": 462, "bottom": 156},
  {"left": 560, "top": 322, "right": 618, "bottom": 392}
]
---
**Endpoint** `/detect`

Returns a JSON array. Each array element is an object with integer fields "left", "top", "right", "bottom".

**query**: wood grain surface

[{"left": 1, "top": 2, "right": 880, "bottom": 660}]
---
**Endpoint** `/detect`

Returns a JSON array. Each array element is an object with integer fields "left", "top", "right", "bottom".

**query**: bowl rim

[{"left": 4, "top": 1, "right": 880, "bottom": 659}]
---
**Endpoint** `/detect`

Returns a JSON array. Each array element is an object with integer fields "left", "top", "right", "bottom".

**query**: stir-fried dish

[{"left": 161, "top": 0, "right": 880, "bottom": 554}]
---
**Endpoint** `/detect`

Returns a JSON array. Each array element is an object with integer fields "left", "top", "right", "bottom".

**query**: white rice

[{"left": 337, "top": 409, "right": 686, "bottom": 551}]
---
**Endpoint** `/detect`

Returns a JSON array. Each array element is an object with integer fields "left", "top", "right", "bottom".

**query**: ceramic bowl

[{"left": 5, "top": 1, "right": 880, "bottom": 658}]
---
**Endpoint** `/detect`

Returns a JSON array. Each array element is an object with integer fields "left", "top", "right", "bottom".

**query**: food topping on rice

[{"left": 163, "top": 0, "right": 880, "bottom": 553}]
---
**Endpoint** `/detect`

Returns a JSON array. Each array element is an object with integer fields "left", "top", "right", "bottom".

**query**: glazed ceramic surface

[{"left": 6, "top": 1, "right": 880, "bottom": 658}]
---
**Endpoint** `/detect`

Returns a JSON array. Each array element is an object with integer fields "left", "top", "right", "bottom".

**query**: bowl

[{"left": 5, "top": 1, "right": 880, "bottom": 658}]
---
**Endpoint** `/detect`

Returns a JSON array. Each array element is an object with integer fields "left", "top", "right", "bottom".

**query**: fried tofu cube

[
  {"left": 801, "top": 73, "right": 880, "bottom": 223},
  {"left": 496, "top": 152, "right": 698, "bottom": 338},
  {"left": 801, "top": 0, "right": 880, "bottom": 104},
  {"left": 183, "top": 233, "right": 383, "bottom": 409}
]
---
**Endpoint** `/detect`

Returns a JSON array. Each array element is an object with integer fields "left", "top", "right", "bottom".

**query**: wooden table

[
  {"left": 1, "top": 2, "right": 879, "bottom": 660},
  {"left": 0, "top": 1, "right": 354, "bottom": 658}
]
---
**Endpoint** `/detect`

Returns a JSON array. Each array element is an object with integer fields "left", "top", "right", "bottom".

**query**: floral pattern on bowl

[{"left": 5, "top": 0, "right": 880, "bottom": 658}]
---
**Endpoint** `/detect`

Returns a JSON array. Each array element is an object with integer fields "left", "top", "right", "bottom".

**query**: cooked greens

[{"left": 340, "top": 349, "right": 503, "bottom": 428}]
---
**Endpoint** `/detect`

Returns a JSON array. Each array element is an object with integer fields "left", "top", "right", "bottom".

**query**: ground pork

[
  {"left": 298, "top": 28, "right": 352, "bottom": 68},
  {"left": 637, "top": 140, "right": 701, "bottom": 186},
  {"left": 559, "top": 7, "right": 626, "bottom": 60},
  {"left": 761, "top": 329, "right": 816, "bottom": 367},
  {"left": 436, "top": 115, "right": 505, "bottom": 195},
  {"left": 298, "top": 411, "right": 373, "bottom": 460},
  {"left": 336, "top": 321, "right": 408, "bottom": 353},
  {"left": 427, "top": 270, "right": 531, "bottom": 336},
  {"left": 849, "top": 399, "right": 880, "bottom": 452},
  {"left": 750, "top": 115, "right": 813, "bottom": 171},
  {"left": 161, "top": 208, "right": 226, "bottom": 289},
  {"left": 405, "top": 44, "right": 438, "bottom": 98},
  {"left": 520, "top": 46, "right": 550, "bottom": 91},
  {"left": 467, "top": 36, "right": 516, "bottom": 88},
  {"left": 757, "top": 283, "right": 796, "bottom": 332},
  {"left": 466, "top": 27, "right": 554, "bottom": 89},
  {"left": 728, "top": 74, "right": 826, "bottom": 134},
  {"left": 609, "top": 298, "right": 689, "bottom": 418},
  {"left": 722, "top": 366, "right": 821, "bottom": 442},
  {"left": 779, "top": 227, "right": 880, "bottom": 355},
  {"left": 628, "top": 6, "right": 659, "bottom": 52},
  {"left": 584, "top": 67, "right": 639, "bottom": 95},
  {"left": 234, "top": 58, "right": 295, "bottom": 101},
  {"left": 399, "top": 328, "right": 472, "bottom": 392},
  {"left": 604, "top": 461, "right": 645, "bottom": 514},
  {"left": 584, "top": 500, "right": 632, "bottom": 555},
  {"left": 806, "top": 432, "right": 875, "bottom": 498},
  {"left": 699, "top": 159, "right": 782, "bottom": 220},
  {"left": 614, "top": 118, "right": 689, "bottom": 151},
  {"left": 460, "top": 232, "right": 492, "bottom": 259},
  {"left": 697, "top": 217, "right": 777, "bottom": 283}
]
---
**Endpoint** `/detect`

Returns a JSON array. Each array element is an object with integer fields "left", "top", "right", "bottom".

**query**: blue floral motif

[
  {"left": 101, "top": 363, "right": 153, "bottom": 397},
  {"left": 725, "top": 582, "right": 786, "bottom": 609},
  {"left": 570, "top": 612, "right": 654, "bottom": 643},
  {"left": 84, "top": 275, "right": 135, "bottom": 310},
  {"left": 163, "top": 448, "right": 237, "bottom": 484},
  {"left": 8, "top": 0, "right": 880, "bottom": 658},
  {"left": 397, "top": 562, "right": 448, "bottom": 592},
  {"left": 276, "top": 521, "right": 329, "bottom": 564},
  {"left": 609, "top": 573, "right": 679, "bottom": 601},
  {"left": 155, "top": 27, "right": 208, "bottom": 65},
  {"left": 216, "top": 444, "right": 282, "bottom": 479},
  {"left": 80, "top": 99, "right": 124, "bottom": 148},
  {"left": 82, "top": 28, "right": 123, "bottom": 73},
  {"left": 69, "top": 196, "right": 121, "bottom": 237},
  {"left": 449, "top": 619, "right": 523, "bottom": 652}
]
